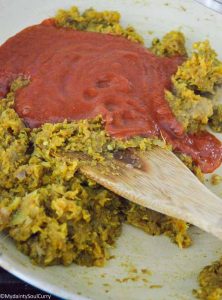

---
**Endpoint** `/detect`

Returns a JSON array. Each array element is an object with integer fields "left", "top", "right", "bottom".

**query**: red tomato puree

[{"left": 0, "top": 22, "right": 221, "bottom": 173}]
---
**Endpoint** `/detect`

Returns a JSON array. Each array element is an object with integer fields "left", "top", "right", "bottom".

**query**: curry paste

[{"left": 0, "top": 22, "right": 221, "bottom": 172}]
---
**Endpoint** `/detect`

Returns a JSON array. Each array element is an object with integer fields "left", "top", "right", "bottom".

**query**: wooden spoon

[{"left": 75, "top": 148, "right": 222, "bottom": 241}]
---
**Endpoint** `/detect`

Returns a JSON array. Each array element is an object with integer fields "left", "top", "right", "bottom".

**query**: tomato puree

[{"left": 0, "top": 23, "right": 221, "bottom": 173}]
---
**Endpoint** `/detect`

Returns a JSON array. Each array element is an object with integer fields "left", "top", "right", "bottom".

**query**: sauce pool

[{"left": 0, "top": 22, "right": 221, "bottom": 173}]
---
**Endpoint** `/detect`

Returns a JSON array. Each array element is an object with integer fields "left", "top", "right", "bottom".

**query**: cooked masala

[{"left": 0, "top": 6, "right": 222, "bottom": 300}]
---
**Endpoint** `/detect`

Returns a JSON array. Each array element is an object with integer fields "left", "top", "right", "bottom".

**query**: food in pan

[{"left": 0, "top": 6, "right": 222, "bottom": 300}]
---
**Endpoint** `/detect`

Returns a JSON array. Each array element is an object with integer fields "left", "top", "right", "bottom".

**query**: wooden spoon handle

[{"left": 79, "top": 148, "right": 222, "bottom": 240}]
